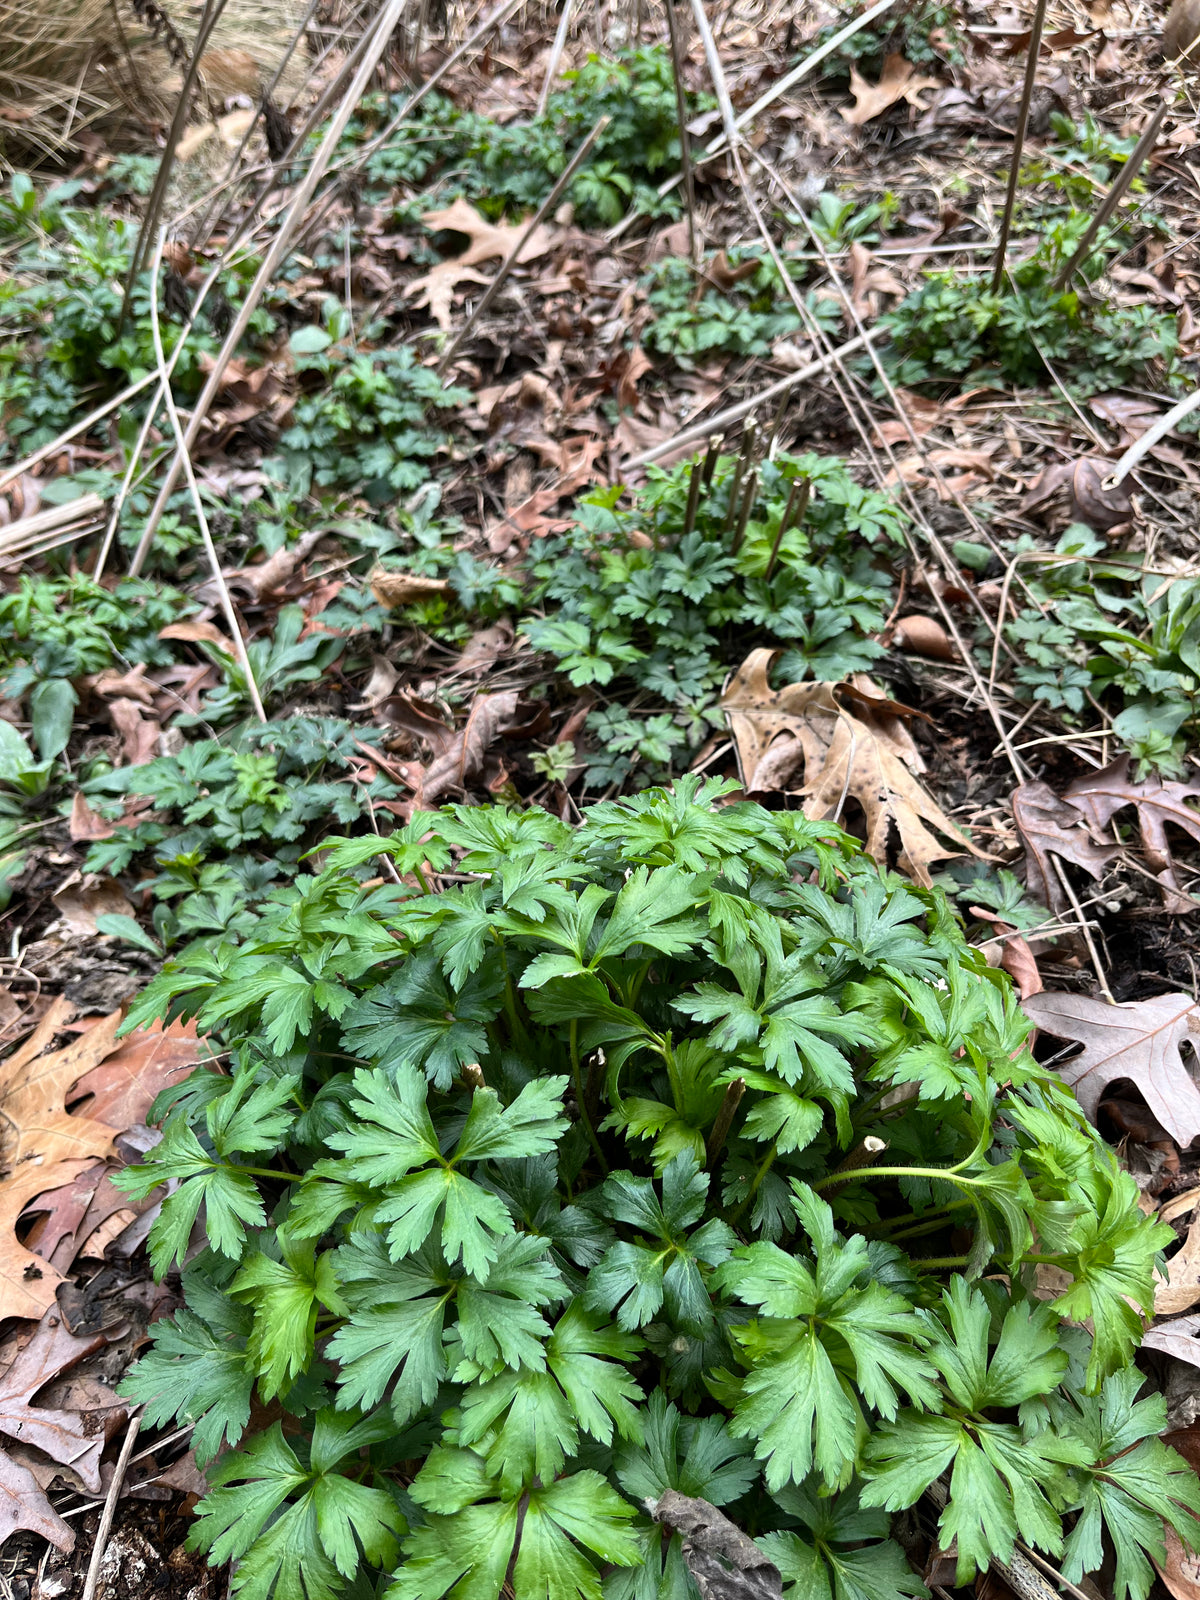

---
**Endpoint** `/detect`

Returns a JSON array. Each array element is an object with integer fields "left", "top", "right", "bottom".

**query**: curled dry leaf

[
  {"left": 1020, "top": 457, "right": 1133, "bottom": 531},
  {"left": 0, "top": 1001, "right": 127, "bottom": 1320},
  {"left": 1158, "top": 1521, "right": 1200, "bottom": 1600},
  {"left": 840, "top": 53, "right": 940, "bottom": 125},
  {"left": 651, "top": 1490, "right": 783, "bottom": 1600},
  {"left": 218, "top": 526, "right": 326, "bottom": 603},
  {"left": 451, "top": 620, "right": 515, "bottom": 675},
  {"left": 1066, "top": 755, "right": 1200, "bottom": 911},
  {"left": 721, "top": 650, "right": 986, "bottom": 885},
  {"left": 158, "top": 618, "right": 238, "bottom": 652},
  {"left": 421, "top": 690, "right": 523, "bottom": 806},
  {"left": 1022, "top": 989, "right": 1200, "bottom": 1148},
  {"left": 370, "top": 565, "right": 450, "bottom": 609},
  {"left": 1143, "top": 1312, "right": 1200, "bottom": 1366},
  {"left": 891, "top": 614, "right": 958, "bottom": 661},
  {"left": 1011, "top": 782, "right": 1118, "bottom": 913}
]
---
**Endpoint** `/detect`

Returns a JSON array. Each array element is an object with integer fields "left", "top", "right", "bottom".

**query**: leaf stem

[
  {"left": 729, "top": 1137, "right": 778, "bottom": 1224},
  {"left": 570, "top": 1018, "right": 608, "bottom": 1175}
]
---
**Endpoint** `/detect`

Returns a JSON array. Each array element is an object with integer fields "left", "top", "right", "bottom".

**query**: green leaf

[
  {"left": 29, "top": 676, "right": 76, "bottom": 760},
  {"left": 95, "top": 912, "right": 162, "bottom": 956},
  {"left": 231, "top": 1240, "right": 347, "bottom": 1399},
  {"left": 388, "top": 1465, "right": 638, "bottom": 1600},
  {"left": 458, "top": 1301, "right": 643, "bottom": 1491},
  {"left": 716, "top": 1189, "right": 936, "bottom": 1490},
  {"left": 118, "top": 1305, "right": 254, "bottom": 1466},
  {"left": 1061, "top": 1367, "right": 1200, "bottom": 1600},
  {"left": 191, "top": 1416, "right": 403, "bottom": 1600},
  {"left": 0, "top": 719, "right": 38, "bottom": 783},
  {"left": 615, "top": 1389, "right": 756, "bottom": 1506},
  {"left": 763, "top": 1482, "right": 928, "bottom": 1600}
]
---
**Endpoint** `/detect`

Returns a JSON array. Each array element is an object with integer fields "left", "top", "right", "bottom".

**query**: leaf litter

[{"left": 6, "top": 0, "right": 1200, "bottom": 1590}]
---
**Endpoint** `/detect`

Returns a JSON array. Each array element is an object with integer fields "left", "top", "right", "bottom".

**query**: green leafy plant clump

[
  {"left": 521, "top": 450, "right": 903, "bottom": 786},
  {"left": 977, "top": 523, "right": 1200, "bottom": 776},
  {"left": 882, "top": 223, "right": 1180, "bottom": 395},
  {"left": 116, "top": 780, "right": 1199, "bottom": 1600},
  {"left": 353, "top": 48, "right": 702, "bottom": 226}
]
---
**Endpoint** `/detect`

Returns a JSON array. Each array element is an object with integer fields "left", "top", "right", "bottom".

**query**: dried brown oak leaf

[
  {"left": 721, "top": 650, "right": 986, "bottom": 886},
  {"left": 1155, "top": 1208, "right": 1200, "bottom": 1315},
  {"left": 1065, "top": 755, "right": 1200, "bottom": 912},
  {"left": 405, "top": 198, "right": 558, "bottom": 331},
  {"left": 0, "top": 1000, "right": 124, "bottom": 1321},
  {"left": 1010, "top": 782, "right": 1117, "bottom": 913},
  {"left": 0, "top": 1307, "right": 127, "bottom": 1550},
  {"left": 1022, "top": 989, "right": 1200, "bottom": 1147},
  {"left": 840, "top": 53, "right": 940, "bottom": 125}
]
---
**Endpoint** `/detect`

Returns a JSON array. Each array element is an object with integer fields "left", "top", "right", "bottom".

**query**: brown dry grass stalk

[{"left": 0, "top": 0, "right": 305, "bottom": 162}]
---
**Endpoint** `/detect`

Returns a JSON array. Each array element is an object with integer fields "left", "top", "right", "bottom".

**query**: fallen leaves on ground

[
  {"left": 1065, "top": 756, "right": 1200, "bottom": 910},
  {"left": 421, "top": 690, "right": 532, "bottom": 806},
  {"left": 405, "top": 198, "right": 558, "bottom": 331},
  {"left": 840, "top": 54, "right": 940, "bottom": 125},
  {"left": 1011, "top": 781, "right": 1117, "bottom": 913},
  {"left": 721, "top": 651, "right": 985, "bottom": 884},
  {"left": 1022, "top": 989, "right": 1200, "bottom": 1147},
  {"left": 0, "top": 1006, "right": 204, "bottom": 1320},
  {"left": 0, "top": 1310, "right": 127, "bottom": 1550},
  {"left": 0, "top": 1001, "right": 122, "bottom": 1320}
]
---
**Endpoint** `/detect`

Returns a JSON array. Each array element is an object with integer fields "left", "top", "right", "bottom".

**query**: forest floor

[{"left": 4, "top": 0, "right": 1200, "bottom": 1595}]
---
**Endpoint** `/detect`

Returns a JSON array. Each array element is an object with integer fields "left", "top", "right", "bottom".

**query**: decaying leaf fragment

[
  {"left": 1022, "top": 989, "right": 1200, "bottom": 1148},
  {"left": 370, "top": 565, "right": 450, "bottom": 609},
  {"left": 0, "top": 1309, "right": 127, "bottom": 1551},
  {"left": 721, "top": 651, "right": 985, "bottom": 885},
  {"left": 651, "top": 1490, "right": 783, "bottom": 1600},
  {"left": 404, "top": 198, "right": 558, "bottom": 331}
]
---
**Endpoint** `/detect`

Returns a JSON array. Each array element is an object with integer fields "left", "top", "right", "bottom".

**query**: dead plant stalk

[
  {"left": 147, "top": 227, "right": 268, "bottom": 723},
  {"left": 129, "top": 0, "right": 412, "bottom": 577},
  {"left": 991, "top": 0, "right": 1050, "bottom": 292}
]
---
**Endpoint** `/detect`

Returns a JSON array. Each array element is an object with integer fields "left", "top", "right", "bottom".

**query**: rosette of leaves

[{"left": 116, "top": 778, "right": 1200, "bottom": 1600}]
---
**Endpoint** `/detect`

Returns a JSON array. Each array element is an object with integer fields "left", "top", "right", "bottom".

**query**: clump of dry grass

[{"left": 0, "top": 0, "right": 306, "bottom": 166}]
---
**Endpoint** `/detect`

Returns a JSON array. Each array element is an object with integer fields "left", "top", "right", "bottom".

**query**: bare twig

[
  {"left": 147, "top": 228, "right": 268, "bottom": 723},
  {"left": 536, "top": 0, "right": 576, "bottom": 116},
  {"left": 129, "top": 0, "right": 412, "bottom": 577},
  {"left": 94, "top": 250, "right": 231, "bottom": 581},
  {"left": 1105, "top": 385, "right": 1200, "bottom": 488},
  {"left": 1052, "top": 855, "right": 1115, "bottom": 1004},
  {"left": 609, "top": 0, "right": 898, "bottom": 236},
  {"left": 119, "top": 0, "right": 232, "bottom": 329},
  {"left": 188, "top": 0, "right": 325, "bottom": 249},
  {"left": 79, "top": 1410, "right": 141, "bottom": 1600},
  {"left": 992, "top": 0, "right": 1049, "bottom": 292},
  {"left": 1052, "top": 102, "right": 1168, "bottom": 289},
  {"left": 436, "top": 114, "right": 609, "bottom": 376},
  {"left": 664, "top": 0, "right": 699, "bottom": 265},
  {"left": 338, "top": 0, "right": 527, "bottom": 180}
]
